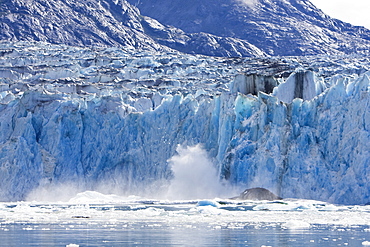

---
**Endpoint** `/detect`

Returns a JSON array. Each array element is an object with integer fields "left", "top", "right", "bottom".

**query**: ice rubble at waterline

[{"left": 0, "top": 43, "right": 370, "bottom": 205}]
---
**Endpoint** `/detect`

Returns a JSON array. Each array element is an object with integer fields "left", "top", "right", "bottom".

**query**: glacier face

[
  {"left": 0, "top": 42, "right": 370, "bottom": 204},
  {"left": 225, "top": 75, "right": 370, "bottom": 204}
]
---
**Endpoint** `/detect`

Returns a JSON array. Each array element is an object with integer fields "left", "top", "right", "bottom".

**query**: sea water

[{"left": 1, "top": 193, "right": 370, "bottom": 247}]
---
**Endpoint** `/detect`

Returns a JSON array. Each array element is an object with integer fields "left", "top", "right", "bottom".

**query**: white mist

[{"left": 167, "top": 144, "right": 229, "bottom": 200}]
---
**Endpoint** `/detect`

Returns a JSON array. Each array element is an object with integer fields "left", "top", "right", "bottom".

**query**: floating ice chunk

[
  {"left": 68, "top": 191, "right": 123, "bottom": 204},
  {"left": 140, "top": 207, "right": 164, "bottom": 216},
  {"left": 282, "top": 220, "right": 310, "bottom": 229},
  {"left": 66, "top": 244, "right": 79, "bottom": 247},
  {"left": 197, "top": 200, "right": 220, "bottom": 207},
  {"left": 194, "top": 205, "right": 224, "bottom": 215},
  {"left": 362, "top": 241, "right": 370, "bottom": 246}
]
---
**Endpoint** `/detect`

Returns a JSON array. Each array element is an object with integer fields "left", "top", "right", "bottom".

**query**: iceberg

[{"left": 0, "top": 42, "right": 370, "bottom": 205}]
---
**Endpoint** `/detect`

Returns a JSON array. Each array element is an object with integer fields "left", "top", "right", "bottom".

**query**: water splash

[
  {"left": 166, "top": 145, "right": 230, "bottom": 200},
  {"left": 26, "top": 182, "right": 83, "bottom": 202}
]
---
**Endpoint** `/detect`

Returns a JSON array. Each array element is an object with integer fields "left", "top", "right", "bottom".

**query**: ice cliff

[{"left": 0, "top": 42, "right": 370, "bottom": 204}]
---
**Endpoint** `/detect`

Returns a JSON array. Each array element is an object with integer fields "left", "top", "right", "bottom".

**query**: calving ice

[
  {"left": 0, "top": 42, "right": 369, "bottom": 205},
  {"left": 1, "top": 0, "right": 370, "bottom": 246}
]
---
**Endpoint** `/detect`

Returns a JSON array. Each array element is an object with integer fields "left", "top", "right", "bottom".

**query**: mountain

[
  {"left": 2, "top": 0, "right": 370, "bottom": 57},
  {"left": 128, "top": 0, "right": 370, "bottom": 56},
  {"left": 0, "top": 0, "right": 166, "bottom": 51},
  {"left": 0, "top": 0, "right": 265, "bottom": 57},
  {"left": 140, "top": 16, "right": 266, "bottom": 57}
]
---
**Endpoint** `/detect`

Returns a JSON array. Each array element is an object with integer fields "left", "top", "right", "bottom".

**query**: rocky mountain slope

[
  {"left": 0, "top": 0, "right": 264, "bottom": 56},
  {"left": 0, "top": 0, "right": 165, "bottom": 50},
  {"left": 1, "top": 0, "right": 370, "bottom": 57},
  {"left": 128, "top": 0, "right": 370, "bottom": 56}
]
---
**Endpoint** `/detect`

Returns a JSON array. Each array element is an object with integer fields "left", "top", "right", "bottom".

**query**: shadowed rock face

[
  {"left": 0, "top": 0, "right": 165, "bottom": 50},
  {"left": 0, "top": 0, "right": 265, "bottom": 57},
  {"left": 231, "top": 187, "right": 282, "bottom": 200},
  {"left": 2, "top": 0, "right": 370, "bottom": 57},
  {"left": 128, "top": 0, "right": 370, "bottom": 56}
]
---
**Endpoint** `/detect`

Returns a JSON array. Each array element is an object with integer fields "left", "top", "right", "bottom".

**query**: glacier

[{"left": 0, "top": 42, "right": 370, "bottom": 205}]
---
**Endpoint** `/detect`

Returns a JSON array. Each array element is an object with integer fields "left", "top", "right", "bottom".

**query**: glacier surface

[{"left": 0, "top": 42, "right": 370, "bottom": 204}]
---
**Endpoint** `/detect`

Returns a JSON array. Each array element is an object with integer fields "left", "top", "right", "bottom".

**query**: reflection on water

[
  {"left": 1, "top": 222, "right": 370, "bottom": 246},
  {"left": 1, "top": 194, "right": 370, "bottom": 246}
]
